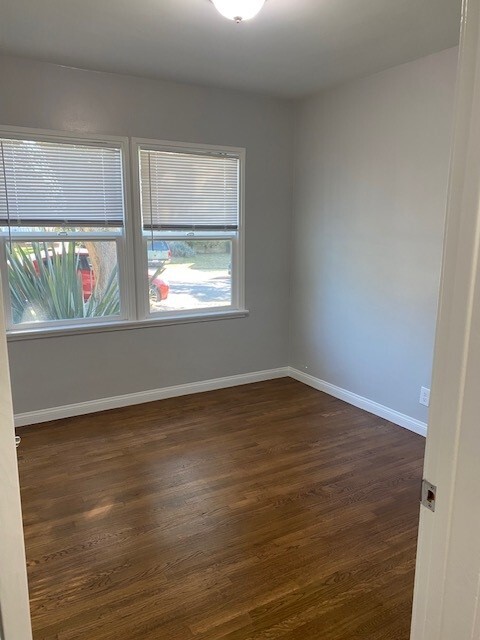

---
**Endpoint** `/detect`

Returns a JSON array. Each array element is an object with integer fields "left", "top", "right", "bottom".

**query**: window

[
  {"left": 136, "top": 142, "right": 243, "bottom": 317},
  {"left": 0, "top": 134, "right": 129, "bottom": 331},
  {"left": 0, "top": 130, "right": 245, "bottom": 336}
]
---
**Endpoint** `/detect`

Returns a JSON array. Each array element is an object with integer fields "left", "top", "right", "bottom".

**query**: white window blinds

[
  {"left": 139, "top": 148, "right": 239, "bottom": 231},
  {"left": 0, "top": 138, "right": 124, "bottom": 228}
]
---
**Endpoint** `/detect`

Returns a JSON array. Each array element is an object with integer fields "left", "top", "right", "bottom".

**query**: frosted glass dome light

[{"left": 211, "top": 0, "right": 266, "bottom": 22}]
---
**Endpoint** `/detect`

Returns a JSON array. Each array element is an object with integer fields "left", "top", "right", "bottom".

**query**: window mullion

[{"left": 131, "top": 143, "right": 150, "bottom": 322}]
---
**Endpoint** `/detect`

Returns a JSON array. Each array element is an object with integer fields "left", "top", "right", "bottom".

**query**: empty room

[{"left": 3, "top": 0, "right": 480, "bottom": 639}]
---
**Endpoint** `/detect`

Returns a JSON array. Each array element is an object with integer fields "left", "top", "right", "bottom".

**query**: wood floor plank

[{"left": 17, "top": 378, "right": 425, "bottom": 639}]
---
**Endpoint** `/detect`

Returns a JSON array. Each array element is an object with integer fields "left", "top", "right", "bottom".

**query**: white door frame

[
  {"left": 0, "top": 275, "right": 32, "bottom": 639},
  {"left": 411, "top": 0, "right": 480, "bottom": 636}
]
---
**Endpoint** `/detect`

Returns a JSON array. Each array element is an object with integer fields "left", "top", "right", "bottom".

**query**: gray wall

[
  {"left": 0, "top": 55, "right": 294, "bottom": 414},
  {"left": 1, "top": 49, "right": 458, "bottom": 422},
  {"left": 290, "top": 48, "right": 458, "bottom": 422}
]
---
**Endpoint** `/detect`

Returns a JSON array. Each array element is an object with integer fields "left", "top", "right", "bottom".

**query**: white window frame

[
  {"left": 0, "top": 126, "right": 135, "bottom": 334},
  {"left": 131, "top": 138, "right": 246, "bottom": 322},
  {"left": 0, "top": 127, "right": 248, "bottom": 340}
]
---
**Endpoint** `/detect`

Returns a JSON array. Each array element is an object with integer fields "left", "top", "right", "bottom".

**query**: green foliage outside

[
  {"left": 170, "top": 252, "right": 230, "bottom": 271},
  {"left": 7, "top": 241, "right": 120, "bottom": 324}
]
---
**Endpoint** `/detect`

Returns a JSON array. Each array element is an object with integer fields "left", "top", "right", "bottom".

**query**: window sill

[{"left": 6, "top": 309, "right": 250, "bottom": 342}]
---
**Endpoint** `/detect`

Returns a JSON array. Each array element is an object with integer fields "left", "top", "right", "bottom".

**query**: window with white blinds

[
  {"left": 0, "top": 129, "right": 245, "bottom": 334},
  {"left": 0, "top": 138, "right": 124, "bottom": 228},
  {"left": 139, "top": 148, "right": 239, "bottom": 231}
]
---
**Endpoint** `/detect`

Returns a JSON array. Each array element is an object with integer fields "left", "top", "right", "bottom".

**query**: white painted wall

[
  {"left": 0, "top": 55, "right": 293, "bottom": 415},
  {"left": 290, "top": 48, "right": 458, "bottom": 423}
]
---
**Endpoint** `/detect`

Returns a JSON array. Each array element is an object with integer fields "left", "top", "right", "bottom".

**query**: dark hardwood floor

[{"left": 17, "top": 378, "right": 425, "bottom": 640}]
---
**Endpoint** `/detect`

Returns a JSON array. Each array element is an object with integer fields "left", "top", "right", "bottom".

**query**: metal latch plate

[{"left": 421, "top": 479, "right": 437, "bottom": 512}]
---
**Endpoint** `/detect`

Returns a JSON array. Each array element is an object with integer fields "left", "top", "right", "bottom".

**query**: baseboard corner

[{"left": 287, "top": 367, "right": 427, "bottom": 437}]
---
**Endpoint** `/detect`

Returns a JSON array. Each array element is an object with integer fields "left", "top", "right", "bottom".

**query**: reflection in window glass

[{"left": 147, "top": 239, "right": 232, "bottom": 314}]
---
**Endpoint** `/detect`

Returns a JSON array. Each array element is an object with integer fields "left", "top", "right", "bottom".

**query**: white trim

[
  {"left": 14, "top": 367, "right": 289, "bottom": 427},
  {"left": 6, "top": 308, "right": 249, "bottom": 341},
  {"left": 15, "top": 365, "right": 428, "bottom": 436},
  {"left": 130, "top": 137, "right": 245, "bottom": 157},
  {"left": 0, "top": 124, "right": 128, "bottom": 146},
  {"left": 288, "top": 367, "right": 427, "bottom": 437}
]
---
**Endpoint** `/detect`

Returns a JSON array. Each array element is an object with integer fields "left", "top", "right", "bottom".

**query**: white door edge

[
  {"left": 0, "top": 276, "right": 32, "bottom": 638},
  {"left": 411, "top": 0, "right": 480, "bottom": 636}
]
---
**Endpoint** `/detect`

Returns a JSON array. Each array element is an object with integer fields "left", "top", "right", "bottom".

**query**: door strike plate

[{"left": 421, "top": 479, "right": 437, "bottom": 512}]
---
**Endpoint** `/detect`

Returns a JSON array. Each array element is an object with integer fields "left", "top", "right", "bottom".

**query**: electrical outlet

[{"left": 419, "top": 387, "right": 431, "bottom": 407}]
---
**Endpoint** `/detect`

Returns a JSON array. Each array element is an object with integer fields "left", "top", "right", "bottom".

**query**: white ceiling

[{"left": 0, "top": 0, "right": 461, "bottom": 98}]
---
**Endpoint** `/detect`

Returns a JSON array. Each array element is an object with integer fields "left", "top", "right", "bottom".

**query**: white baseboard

[
  {"left": 14, "top": 367, "right": 289, "bottom": 428},
  {"left": 15, "top": 366, "right": 428, "bottom": 437},
  {"left": 288, "top": 367, "right": 427, "bottom": 437}
]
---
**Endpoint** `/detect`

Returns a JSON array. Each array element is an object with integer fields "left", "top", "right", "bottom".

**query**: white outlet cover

[{"left": 420, "top": 387, "right": 431, "bottom": 407}]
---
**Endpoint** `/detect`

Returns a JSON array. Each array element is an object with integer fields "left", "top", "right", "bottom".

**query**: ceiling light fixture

[{"left": 211, "top": 0, "right": 266, "bottom": 23}]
